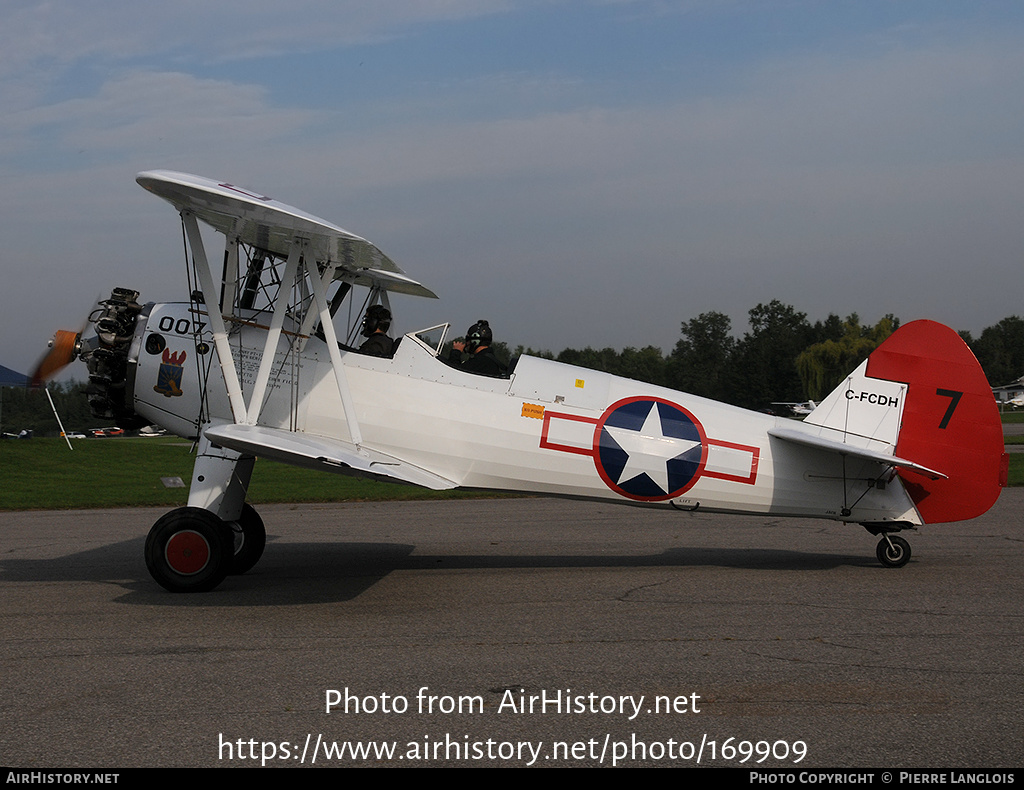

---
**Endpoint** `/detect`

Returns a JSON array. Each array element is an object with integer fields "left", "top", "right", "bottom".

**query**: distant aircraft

[
  {"left": 772, "top": 400, "right": 817, "bottom": 418},
  {"left": 33, "top": 171, "right": 1008, "bottom": 591}
]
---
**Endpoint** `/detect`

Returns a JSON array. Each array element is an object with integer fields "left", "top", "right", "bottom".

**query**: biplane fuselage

[
  {"left": 132, "top": 301, "right": 920, "bottom": 525},
  {"left": 59, "top": 171, "right": 1005, "bottom": 591}
]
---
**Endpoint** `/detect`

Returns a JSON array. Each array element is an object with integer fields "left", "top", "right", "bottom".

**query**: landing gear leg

[
  {"left": 186, "top": 431, "right": 255, "bottom": 523},
  {"left": 145, "top": 426, "right": 260, "bottom": 592}
]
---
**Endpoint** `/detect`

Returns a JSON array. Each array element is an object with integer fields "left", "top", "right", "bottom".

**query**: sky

[{"left": 3, "top": 0, "right": 1024, "bottom": 378}]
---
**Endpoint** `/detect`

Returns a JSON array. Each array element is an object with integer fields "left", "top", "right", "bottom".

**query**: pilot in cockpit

[
  {"left": 358, "top": 305, "right": 394, "bottom": 357},
  {"left": 449, "top": 319, "right": 507, "bottom": 376}
]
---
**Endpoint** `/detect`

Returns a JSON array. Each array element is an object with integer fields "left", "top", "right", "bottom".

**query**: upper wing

[{"left": 136, "top": 170, "right": 437, "bottom": 299}]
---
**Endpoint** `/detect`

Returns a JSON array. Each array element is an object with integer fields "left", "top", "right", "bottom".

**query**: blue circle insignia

[{"left": 594, "top": 397, "right": 706, "bottom": 501}]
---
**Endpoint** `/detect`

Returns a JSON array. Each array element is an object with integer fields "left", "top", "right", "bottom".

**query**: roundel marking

[{"left": 593, "top": 397, "right": 707, "bottom": 501}]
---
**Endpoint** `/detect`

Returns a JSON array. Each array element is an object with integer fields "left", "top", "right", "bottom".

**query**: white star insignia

[{"left": 603, "top": 402, "right": 701, "bottom": 494}]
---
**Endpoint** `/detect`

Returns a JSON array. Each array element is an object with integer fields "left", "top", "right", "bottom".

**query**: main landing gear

[
  {"left": 861, "top": 523, "right": 913, "bottom": 568},
  {"left": 144, "top": 504, "right": 267, "bottom": 592},
  {"left": 144, "top": 429, "right": 262, "bottom": 592}
]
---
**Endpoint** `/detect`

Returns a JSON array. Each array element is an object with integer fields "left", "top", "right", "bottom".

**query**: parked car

[{"left": 89, "top": 427, "right": 124, "bottom": 437}]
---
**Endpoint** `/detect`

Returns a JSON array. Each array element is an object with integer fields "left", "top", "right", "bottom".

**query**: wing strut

[
  {"left": 306, "top": 258, "right": 363, "bottom": 447},
  {"left": 181, "top": 210, "right": 364, "bottom": 446},
  {"left": 244, "top": 242, "right": 300, "bottom": 425},
  {"left": 182, "top": 211, "right": 247, "bottom": 423}
]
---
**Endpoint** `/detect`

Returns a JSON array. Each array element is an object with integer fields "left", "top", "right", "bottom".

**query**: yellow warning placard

[{"left": 521, "top": 403, "right": 545, "bottom": 419}]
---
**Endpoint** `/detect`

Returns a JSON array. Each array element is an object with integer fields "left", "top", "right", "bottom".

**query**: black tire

[
  {"left": 228, "top": 503, "right": 266, "bottom": 575},
  {"left": 145, "top": 507, "right": 233, "bottom": 592},
  {"left": 876, "top": 535, "right": 911, "bottom": 568}
]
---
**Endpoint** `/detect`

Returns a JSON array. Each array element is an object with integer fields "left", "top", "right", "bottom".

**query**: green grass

[
  {"left": 1009, "top": 455, "right": 1024, "bottom": 487},
  {"left": 2, "top": 436, "right": 1022, "bottom": 511},
  {"left": 0, "top": 438, "right": 507, "bottom": 511},
  {"left": 1000, "top": 411, "right": 1024, "bottom": 424}
]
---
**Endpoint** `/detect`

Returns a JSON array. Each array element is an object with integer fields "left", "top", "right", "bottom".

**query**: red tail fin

[{"left": 867, "top": 320, "right": 1007, "bottom": 523}]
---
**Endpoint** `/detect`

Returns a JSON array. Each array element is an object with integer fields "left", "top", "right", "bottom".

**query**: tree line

[
  {"left": 501, "top": 300, "right": 1024, "bottom": 411},
  {"left": 1, "top": 381, "right": 96, "bottom": 436},
  {"left": 5, "top": 302, "right": 1023, "bottom": 435}
]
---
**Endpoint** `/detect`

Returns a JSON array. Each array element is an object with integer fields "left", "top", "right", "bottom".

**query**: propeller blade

[{"left": 29, "top": 329, "right": 82, "bottom": 388}]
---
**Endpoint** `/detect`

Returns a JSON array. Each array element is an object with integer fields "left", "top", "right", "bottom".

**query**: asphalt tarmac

[{"left": 1, "top": 492, "right": 1021, "bottom": 768}]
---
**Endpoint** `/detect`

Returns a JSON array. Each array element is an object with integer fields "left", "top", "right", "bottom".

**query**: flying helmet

[
  {"left": 361, "top": 305, "right": 392, "bottom": 337},
  {"left": 464, "top": 319, "right": 492, "bottom": 351}
]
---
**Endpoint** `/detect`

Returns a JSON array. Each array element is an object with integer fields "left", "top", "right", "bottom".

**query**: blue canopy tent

[{"left": 0, "top": 365, "right": 29, "bottom": 386}]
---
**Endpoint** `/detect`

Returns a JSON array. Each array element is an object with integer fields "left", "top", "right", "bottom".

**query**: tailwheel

[
  {"left": 145, "top": 507, "right": 233, "bottom": 592},
  {"left": 228, "top": 503, "right": 266, "bottom": 575},
  {"left": 876, "top": 534, "right": 911, "bottom": 568}
]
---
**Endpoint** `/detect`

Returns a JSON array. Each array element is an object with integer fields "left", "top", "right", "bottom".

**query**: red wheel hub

[{"left": 164, "top": 530, "right": 211, "bottom": 575}]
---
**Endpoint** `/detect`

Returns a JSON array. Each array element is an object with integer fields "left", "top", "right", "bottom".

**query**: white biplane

[{"left": 35, "top": 171, "right": 1007, "bottom": 592}]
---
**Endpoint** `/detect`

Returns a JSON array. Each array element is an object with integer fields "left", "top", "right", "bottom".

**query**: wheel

[
  {"left": 227, "top": 503, "right": 266, "bottom": 575},
  {"left": 145, "top": 507, "right": 233, "bottom": 592},
  {"left": 876, "top": 535, "right": 911, "bottom": 568}
]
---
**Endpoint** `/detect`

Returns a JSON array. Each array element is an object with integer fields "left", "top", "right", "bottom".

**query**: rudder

[{"left": 865, "top": 320, "right": 1006, "bottom": 523}]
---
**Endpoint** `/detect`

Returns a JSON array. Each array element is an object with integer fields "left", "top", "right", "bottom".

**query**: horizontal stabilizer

[
  {"left": 204, "top": 423, "right": 457, "bottom": 491},
  {"left": 768, "top": 427, "right": 947, "bottom": 480}
]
